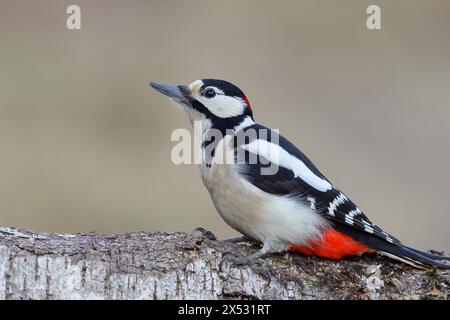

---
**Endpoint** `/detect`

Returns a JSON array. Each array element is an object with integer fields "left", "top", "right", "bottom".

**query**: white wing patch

[{"left": 242, "top": 139, "right": 332, "bottom": 192}]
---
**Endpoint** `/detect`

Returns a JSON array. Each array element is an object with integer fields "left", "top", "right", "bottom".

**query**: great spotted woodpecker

[{"left": 150, "top": 79, "right": 450, "bottom": 270}]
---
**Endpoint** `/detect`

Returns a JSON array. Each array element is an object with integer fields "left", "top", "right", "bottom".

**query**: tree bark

[{"left": 0, "top": 226, "right": 448, "bottom": 300}]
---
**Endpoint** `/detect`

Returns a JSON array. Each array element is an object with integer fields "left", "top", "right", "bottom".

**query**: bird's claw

[
  {"left": 219, "top": 251, "right": 272, "bottom": 284},
  {"left": 191, "top": 226, "right": 217, "bottom": 241},
  {"left": 219, "top": 251, "right": 240, "bottom": 271}
]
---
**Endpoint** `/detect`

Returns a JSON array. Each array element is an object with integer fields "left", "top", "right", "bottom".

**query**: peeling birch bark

[{"left": 0, "top": 227, "right": 448, "bottom": 300}]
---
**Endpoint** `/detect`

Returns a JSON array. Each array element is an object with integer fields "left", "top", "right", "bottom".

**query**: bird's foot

[
  {"left": 191, "top": 227, "right": 250, "bottom": 244},
  {"left": 219, "top": 251, "right": 272, "bottom": 284},
  {"left": 191, "top": 226, "right": 217, "bottom": 241},
  {"left": 192, "top": 227, "right": 272, "bottom": 282}
]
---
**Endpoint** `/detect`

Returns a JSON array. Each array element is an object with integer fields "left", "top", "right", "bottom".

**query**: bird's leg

[
  {"left": 219, "top": 242, "right": 277, "bottom": 283},
  {"left": 220, "top": 235, "right": 251, "bottom": 244},
  {"left": 191, "top": 227, "right": 251, "bottom": 244}
]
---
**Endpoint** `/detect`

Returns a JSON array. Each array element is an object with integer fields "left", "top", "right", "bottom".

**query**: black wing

[{"left": 234, "top": 124, "right": 401, "bottom": 245}]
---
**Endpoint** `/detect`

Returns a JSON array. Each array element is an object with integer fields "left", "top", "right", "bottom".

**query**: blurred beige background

[{"left": 0, "top": 0, "right": 449, "bottom": 252}]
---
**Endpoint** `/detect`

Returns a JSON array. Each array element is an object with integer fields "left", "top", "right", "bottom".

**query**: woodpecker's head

[{"left": 150, "top": 79, "right": 254, "bottom": 128}]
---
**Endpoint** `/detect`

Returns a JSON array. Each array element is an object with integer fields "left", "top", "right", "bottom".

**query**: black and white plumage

[
  {"left": 150, "top": 78, "right": 450, "bottom": 269},
  {"left": 235, "top": 123, "right": 399, "bottom": 243}
]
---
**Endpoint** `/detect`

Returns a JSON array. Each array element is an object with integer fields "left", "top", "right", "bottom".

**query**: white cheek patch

[
  {"left": 243, "top": 140, "right": 333, "bottom": 192},
  {"left": 188, "top": 80, "right": 246, "bottom": 118},
  {"left": 197, "top": 95, "right": 245, "bottom": 118}
]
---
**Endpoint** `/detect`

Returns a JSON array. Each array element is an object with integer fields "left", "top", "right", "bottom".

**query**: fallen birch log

[{"left": 0, "top": 227, "right": 448, "bottom": 300}]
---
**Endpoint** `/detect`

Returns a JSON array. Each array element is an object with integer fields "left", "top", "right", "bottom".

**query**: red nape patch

[
  {"left": 242, "top": 96, "right": 252, "bottom": 110},
  {"left": 289, "top": 229, "right": 373, "bottom": 260}
]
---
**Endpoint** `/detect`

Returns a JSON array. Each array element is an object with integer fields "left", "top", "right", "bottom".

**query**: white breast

[{"left": 199, "top": 135, "right": 329, "bottom": 249}]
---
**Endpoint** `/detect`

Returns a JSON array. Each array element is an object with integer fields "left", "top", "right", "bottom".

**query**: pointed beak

[{"left": 150, "top": 82, "right": 191, "bottom": 102}]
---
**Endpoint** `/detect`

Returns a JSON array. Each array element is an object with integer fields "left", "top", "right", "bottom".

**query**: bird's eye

[{"left": 203, "top": 88, "right": 216, "bottom": 98}]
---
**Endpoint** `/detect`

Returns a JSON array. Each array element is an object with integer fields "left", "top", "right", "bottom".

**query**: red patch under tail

[{"left": 290, "top": 229, "right": 373, "bottom": 260}]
